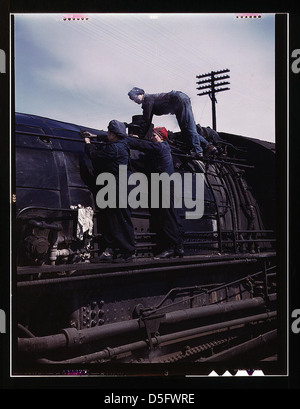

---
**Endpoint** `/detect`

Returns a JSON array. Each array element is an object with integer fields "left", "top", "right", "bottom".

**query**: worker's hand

[
  {"left": 84, "top": 137, "right": 91, "bottom": 144},
  {"left": 80, "top": 130, "right": 97, "bottom": 138}
]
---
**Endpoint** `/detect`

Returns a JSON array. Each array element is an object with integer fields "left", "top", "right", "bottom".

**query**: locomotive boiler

[{"left": 13, "top": 112, "right": 278, "bottom": 374}]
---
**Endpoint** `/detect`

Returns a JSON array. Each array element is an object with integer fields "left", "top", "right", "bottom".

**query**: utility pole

[{"left": 196, "top": 69, "right": 230, "bottom": 130}]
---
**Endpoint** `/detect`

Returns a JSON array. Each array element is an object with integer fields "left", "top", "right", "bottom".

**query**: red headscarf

[{"left": 153, "top": 127, "right": 168, "bottom": 140}]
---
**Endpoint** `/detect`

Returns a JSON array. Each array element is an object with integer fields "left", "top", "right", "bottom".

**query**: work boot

[
  {"left": 174, "top": 245, "right": 185, "bottom": 258},
  {"left": 154, "top": 249, "right": 175, "bottom": 259},
  {"left": 98, "top": 248, "right": 114, "bottom": 262},
  {"left": 113, "top": 253, "right": 135, "bottom": 263},
  {"left": 205, "top": 145, "right": 218, "bottom": 156},
  {"left": 189, "top": 151, "right": 203, "bottom": 159}
]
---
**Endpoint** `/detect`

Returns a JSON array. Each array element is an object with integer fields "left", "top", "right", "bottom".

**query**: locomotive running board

[{"left": 16, "top": 251, "right": 276, "bottom": 280}]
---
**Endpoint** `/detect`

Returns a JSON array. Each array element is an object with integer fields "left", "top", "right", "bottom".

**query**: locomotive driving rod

[{"left": 18, "top": 297, "right": 266, "bottom": 354}]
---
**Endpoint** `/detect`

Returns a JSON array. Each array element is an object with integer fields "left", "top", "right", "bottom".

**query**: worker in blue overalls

[
  {"left": 128, "top": 87, "right": 217, "bottom": 158},
  {"left": 83, "top": 120, "right": 136, "bottom": 263},
  {"left": 127, "top": 126, "right": 184, "bottom": 259}
]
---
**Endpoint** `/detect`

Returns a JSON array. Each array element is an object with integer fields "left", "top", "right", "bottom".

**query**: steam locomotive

[{"left": 14, "top": 112, "right": 277, "bottom": 374}]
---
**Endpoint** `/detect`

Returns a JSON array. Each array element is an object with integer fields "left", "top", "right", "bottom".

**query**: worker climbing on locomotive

[
  {"left": 126, "top": 126, "right": 184, "bottom": 259},
  {"left": 82, "top": 120, "right": 136, "bottom": 263},
  {"left": 128, "top": 87, "right": 218, "bottom": 158}
]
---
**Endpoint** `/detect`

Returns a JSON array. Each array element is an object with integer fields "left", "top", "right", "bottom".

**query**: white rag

[{"left": 73, "top": 204, "right": 94, "bottom": 240}]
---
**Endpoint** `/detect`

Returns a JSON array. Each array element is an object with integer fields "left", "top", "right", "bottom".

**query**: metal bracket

[
  {"left": 135, "top": 305, "right": 165, "bottom": 351},
  {"left": 142, "top": 314, "right": 165, "bottom": 350}
]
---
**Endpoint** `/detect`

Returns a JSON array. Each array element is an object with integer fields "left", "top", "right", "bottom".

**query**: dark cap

[
  {"left": 128, "top": 87, "right": 145, "bottom": 101},
  {"left": 108, "top": 120, "right": 127, "bottom": 138}
]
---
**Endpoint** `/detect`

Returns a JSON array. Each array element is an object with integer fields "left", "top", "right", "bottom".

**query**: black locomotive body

[{"left": 14, "top": 113, "right": 277, "bottom": 373}]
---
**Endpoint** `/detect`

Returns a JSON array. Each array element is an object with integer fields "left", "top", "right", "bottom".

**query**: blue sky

[{"left": 14, "top": 13, "right": 275, "bottom": 141}]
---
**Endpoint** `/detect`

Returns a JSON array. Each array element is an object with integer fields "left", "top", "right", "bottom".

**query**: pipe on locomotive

[
  {"left": 28, "top": 220, "right": 62, "bottom": 231},
  {"left": 17, "top": 258, "right": 259, "bottom": 287},
  {"left": 34, "top": 311, "right": 277, "bottom": 365},
  {"left": 18, "top": 297, "right": 266, "bottom": 354},
  {"left": 15, "top": 129, "right": 255, "bottom": 168}
]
